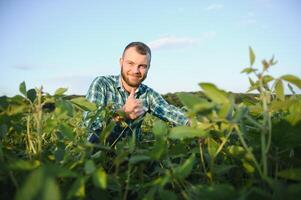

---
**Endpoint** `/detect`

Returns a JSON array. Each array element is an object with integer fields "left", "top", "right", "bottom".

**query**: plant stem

[
  {"left": 214, "top": 126, "right": 233, "bottom": 158},
  {"left": 26, "top": 114, "right": 36, "bottom": 158},
  {"left": 9, "top": 171, "right": 19, "bottom": 191},
  {"left": 260, "top": 126, "right": 267, "bottom": 176},
  {"left": 110, "top": 126, "right": 128, "bottom": 147},
  {"left": 234, "top": 125, "right": 263, "bottom": 178},
  {"left": 123, "top": 164, "right": 132, "bottom": 200},
  {"left": 199, "top": 139, "right": 207, "bottom": 176},
  {"left": 34, "top": 88, "right": 43, "bottom": 158},
  {"left": 259, "top": 77, "right": 269, "bottom": 177},
  {"left": 173, "top": 179, "right": 189, "bottom": 200},
  {"left": 265, "top": 112, "right": 272, "bottom": 154}
]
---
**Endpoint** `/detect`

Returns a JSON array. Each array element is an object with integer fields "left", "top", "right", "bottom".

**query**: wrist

[{"left": 122, "top": 105, "right": 131, "bottom": 119}]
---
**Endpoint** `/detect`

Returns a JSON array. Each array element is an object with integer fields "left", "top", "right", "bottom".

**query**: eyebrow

[
  {"left": 139, "top": 64, "right": 148, "bottom": 67},
  {"left": 125, "top": 59, "right": 148, "bottom": 66}
]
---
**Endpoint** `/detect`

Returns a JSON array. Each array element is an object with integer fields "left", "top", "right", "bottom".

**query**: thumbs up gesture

[{"left": 123, "top": 88, "right": 145, "bottom": 120}]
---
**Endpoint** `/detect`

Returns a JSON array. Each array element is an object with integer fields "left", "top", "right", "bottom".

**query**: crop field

[{"left": 1, "top": 49, "right": 301, "bottom": 199}]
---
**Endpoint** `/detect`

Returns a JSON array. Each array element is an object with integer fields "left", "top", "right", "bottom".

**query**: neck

[{"left": 121, "top": 78, "right": 136, "bottom": 93}]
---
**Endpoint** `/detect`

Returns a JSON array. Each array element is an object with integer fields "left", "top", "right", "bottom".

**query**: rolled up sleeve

[{"left": 149, "top": 89, "right": 189, "bottom": 126}]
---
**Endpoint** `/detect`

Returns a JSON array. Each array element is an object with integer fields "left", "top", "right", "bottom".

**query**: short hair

[{"left": 122, "top": 42, "right": 152, "bottom": 64}]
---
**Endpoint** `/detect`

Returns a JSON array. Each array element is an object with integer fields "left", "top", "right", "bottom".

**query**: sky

[{"left": 1, "top": 0, "right": 300, "bottom": 97}]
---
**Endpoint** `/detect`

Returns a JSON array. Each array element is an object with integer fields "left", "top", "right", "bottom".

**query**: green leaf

[
  {"left": 269, "top": 55, "right": 278, "bottom": 65},
  {"left": 84, "top": 160, "right": 96, "bottom": 175},
  {"left": 100, "top": 121, "right": 116, "bottom": 142},
  {"left": 55, "top": 100, "right": 74, "bottom": 117},
  {"left": 8, "top": 104, "right": 27, "bottom": 115},
  {"left": 0, "top": 96, "right": 9, "bottom": 110},
  {"left": 247, "top": 81, "right": 260, "bottom": 93},
  {"left": 42, "top": 177, "right": 61, "bottom": 200},
  {"left": 93, "top": 168, "right": 107, "bottom": 189},
  {"left": 177, "top": 92, "right": 204, "bottom": 109},
  {"left": 287, "top": 83, "right": 296, "bottom": 94},
  {"left": 143, "top": 187, "right": 157, "bottom": 200},
  {"left": 152, "top": 120, "right": 168, "bottom": 137},
  {"left": 59, "top": 123, "right": 74, "bottom": 140},
  {"left": 16, "top": 168, "right": 61, "bottom": 200},
  {"left": 286, "top": 183, "right": 301, "bottom": 198},
  {"left": 54, "top": 88, "right": 68, "bottom": 96},
  {"left": 286, "top": 100, "right": 301, "bottom": 125},
  {"left": 218, "top": 100, "right": 233, "bottom": 119},
  {"left": 70, "top": 97, "right": 97, "bottom": 111},
  {"left": 262, "top": 59, "right": 269, "bottom": 70},
  {"left": 27, "top": 89, "right": 37, "bottom": 103},
  {"left": 213, "top": 165, "right": 236, "bottom": 175},
  {"left": 46, "top": 165, "right": 78, "bottom": 178},
  {"left": 249, "top": 46, "right": 256, "bottom": 66},
  {"left": 159, "top": 190, "right": 178, "bottom": 200},
  {"left": 192, "top": 101, "right": 215, "bottom": 113},
  {"left": 9, "top": 160, "right": 40, "bottom": 171},
  {"left": 275, "top": 79, "right": 285, "bottom": 101},
  {"left": 227, "top": 145, "right": 245, "bottom": 157},
  {"left": 262, "top": 75, "right": 274, "bottom": 84},
  {"left": 0, "top": 124, "right": 8, "bottom": 138},
  {"left": 243, "top": 161, "right": 255, "bottom": 173},
  {"left": 129, "top": 155, "right": 151, "bottom": 164},
  {"left": 54, "top": 148, "right": 65, "bottom": 161},
  {"left": 15, "top": 168, "right": 44, "bottom": 200},
  {"left": 188, "top": 184, "right": 237, "bottom": 200},
  {"left": 68, "top": 177, "right": 86, "bottom": 199},
  {"left": 148, "top": 138, "right": 166, "bottom": 160},
  {"left": 19, "top": 81, "right": 27, "bottom": 97},
  {"left": 149, "top": 175, "right": 170, "bottom": 187},
  {"left": 177, "top": 92, "right": 215, "bottom": 115},
  {"left": 207, "top": 138, "right": 219, "bottom": 159},
  {"left": 281, "top": 75, "right": 301, "bottom": 89},
  {"left": 233, "top": 106, "right": 248, "bottom": 122},
  {"left": 169, "top": 126, "right": 207, "bottom": 140},
  {"left": 199, "top": 83, "right": 229, "bottom": 104},
  {"left": 248, "top": 77, "right": 255, "bottom": 86},
  {"left": 278, "top": 168, "right": 301, "bottom": 181},
  {"left": 241, "top": 67, "right": 256, "bottom": 74},
  {"left": 174, "top": 154, "right": 195, "bottom": 179}
]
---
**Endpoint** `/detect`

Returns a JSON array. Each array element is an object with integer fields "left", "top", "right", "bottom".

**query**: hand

[{"left": 123, "top": 88, "right": 145, "bottom": 120}]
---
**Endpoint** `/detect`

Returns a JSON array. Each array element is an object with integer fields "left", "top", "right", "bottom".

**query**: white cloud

[
  {"left": 148, "top": 32, "right": 216, "bottom": 51},
  {"left": 205, "top": 3, "right": 223, "bottom": 11}
]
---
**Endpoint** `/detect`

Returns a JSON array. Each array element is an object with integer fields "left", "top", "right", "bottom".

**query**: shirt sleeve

[
  {"left": 148, "top": 89, "right": 189, "bottom": 126},
  {"left": 83, "top": 77, "right": 107, "bottom": 142}
]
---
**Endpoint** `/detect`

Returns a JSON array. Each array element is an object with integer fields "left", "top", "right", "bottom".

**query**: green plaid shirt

[{"left": 84, "top": 75, "right": 188, "bottom": 143}]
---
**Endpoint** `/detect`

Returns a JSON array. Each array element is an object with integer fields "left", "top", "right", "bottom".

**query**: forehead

[{"left": 123, "top": 47, "right": 149, "bottom": 64}]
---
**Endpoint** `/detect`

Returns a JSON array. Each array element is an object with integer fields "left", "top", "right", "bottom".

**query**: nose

[{"left": 132, "top": 65, "right": 140, "bottom": 73}]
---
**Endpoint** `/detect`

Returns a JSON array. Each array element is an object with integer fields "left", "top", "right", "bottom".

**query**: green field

[{"left": 1, "top": 49, "right": 301, "bottom": 199}]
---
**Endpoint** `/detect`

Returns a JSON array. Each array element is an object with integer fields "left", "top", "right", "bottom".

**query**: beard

[{"left": 121, "top": 66, "right": 147, "bottom": 88}]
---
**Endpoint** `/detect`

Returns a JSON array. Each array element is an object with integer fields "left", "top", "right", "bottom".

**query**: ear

[{"left": 119, "top": 58, "right": 123, "bottom": 68}]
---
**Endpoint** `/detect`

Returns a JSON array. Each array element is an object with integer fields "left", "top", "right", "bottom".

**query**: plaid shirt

[{"left": 84, "top": 75, "right": 188, "bottom": 143}]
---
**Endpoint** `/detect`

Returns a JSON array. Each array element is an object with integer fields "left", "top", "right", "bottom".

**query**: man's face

[{"left": 120, "top": 47, "right": 150, "bottom": 88}]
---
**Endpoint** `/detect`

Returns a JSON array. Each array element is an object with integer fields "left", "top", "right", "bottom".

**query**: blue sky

[{"left": 1, "top": 0, "right": 300, "bottom": 96}]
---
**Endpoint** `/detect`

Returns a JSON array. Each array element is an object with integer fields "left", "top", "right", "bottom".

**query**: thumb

[{"left": 129, "top": 88, "right": 136, "bottom": 98}]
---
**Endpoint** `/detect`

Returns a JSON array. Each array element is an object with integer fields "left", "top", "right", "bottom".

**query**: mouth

[{"left": 129, "top": 74, "right": 142, "bottom": 79}]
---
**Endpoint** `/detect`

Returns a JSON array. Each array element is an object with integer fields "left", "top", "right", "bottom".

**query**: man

[{"left": 84, "top": 42, "right": 188, "bottom": 145}]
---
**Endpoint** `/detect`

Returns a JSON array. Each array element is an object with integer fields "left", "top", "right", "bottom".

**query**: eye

[
  {"left": 126, "top": 61, "right": 134, "bottom": 66},
  {"left": 139, "top": 65, "right": 148, "bottom": 70}
]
